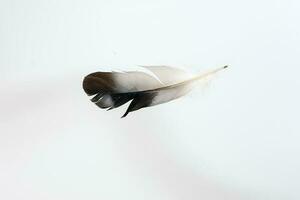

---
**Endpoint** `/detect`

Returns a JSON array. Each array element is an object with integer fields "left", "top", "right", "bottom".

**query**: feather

[{"left": 82, "top": 65, "right": 228, "bottom": 118}]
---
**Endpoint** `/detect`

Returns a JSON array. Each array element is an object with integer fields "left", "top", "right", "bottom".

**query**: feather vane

[{"left": 82, "top": 65, "right": 228, "bottom": 117}]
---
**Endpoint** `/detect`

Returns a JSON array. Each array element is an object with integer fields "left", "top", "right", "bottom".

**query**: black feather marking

[
  {"left": 88, "top": 88, "right": 157, "bottom": 118},
  {"left": 107, "top": 93, "right": 136, "bottom": 110},
  {"left": 83, "top": 70, "right": 165, "bottom": 117},
  {"left": 82, "top": 72, "right": 117, "bottom": 96},
  {"left": 121, "top": 92, "right": 156, "bottom": 118}
]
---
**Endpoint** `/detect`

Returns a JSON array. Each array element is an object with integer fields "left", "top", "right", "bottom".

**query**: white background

[{"left": 1, "top": 0, "right": 299, "bottom": 199}]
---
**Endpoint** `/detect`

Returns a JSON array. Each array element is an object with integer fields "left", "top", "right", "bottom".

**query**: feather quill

[{"left": 82, "top": 65, "right": 228, "bottom": 117}]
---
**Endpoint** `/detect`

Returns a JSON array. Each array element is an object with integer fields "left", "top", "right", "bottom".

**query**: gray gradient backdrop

[{"left": 1, "top": 0, "right": 299, "bottom": 199}]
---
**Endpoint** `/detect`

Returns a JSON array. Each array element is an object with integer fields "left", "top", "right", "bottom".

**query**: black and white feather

[{"left": 82, "top": 65, "right": 228, "bottom": 117}]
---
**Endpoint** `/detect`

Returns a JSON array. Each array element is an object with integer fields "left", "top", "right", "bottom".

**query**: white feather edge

[
  {"left": 149, "top": 65, "right": 228, "bottom": 106},
  {"left": 109, "top": 65, "right": 192, "bottom": 93}
]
